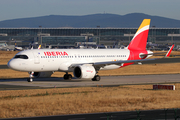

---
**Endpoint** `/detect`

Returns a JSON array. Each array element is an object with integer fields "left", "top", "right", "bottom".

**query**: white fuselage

[{"left": 8, "top": 49, "right": 131, "bottom": 72}]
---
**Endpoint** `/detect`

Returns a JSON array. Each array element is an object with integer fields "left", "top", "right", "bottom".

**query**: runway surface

[{"left": 0, "top": 74, "right": 180, "bottom": 90}]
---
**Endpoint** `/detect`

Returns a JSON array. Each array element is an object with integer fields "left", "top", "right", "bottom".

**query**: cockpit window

[{"left": 14, "top": 55, "right": 28, "bottom": 59}]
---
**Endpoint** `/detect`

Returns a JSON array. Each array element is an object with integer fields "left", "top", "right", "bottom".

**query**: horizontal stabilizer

[{"left": 140, "top": 45, "right": 174, "bottom": 58}]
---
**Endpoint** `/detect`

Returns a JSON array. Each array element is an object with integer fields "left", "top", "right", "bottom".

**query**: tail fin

[
  {"left": 128, "top": 19, "right": 151, "bottom": 50},
  {"left": 38, "top": 45, "right": 41, "bottom": 49}
]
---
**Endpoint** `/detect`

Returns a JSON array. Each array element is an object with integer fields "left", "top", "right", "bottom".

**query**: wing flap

[{"left": 93, "top": 58, "right": 156, "bottom": 67}]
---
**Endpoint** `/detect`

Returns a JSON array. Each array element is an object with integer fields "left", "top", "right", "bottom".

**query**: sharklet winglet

[{"left": 165, "top": 44, "right": 174, "bottom": 57}]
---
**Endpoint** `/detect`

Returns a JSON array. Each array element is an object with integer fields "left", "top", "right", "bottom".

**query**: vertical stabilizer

[{"left": 128, "top": 19, "right": 151, "bottom": 50}]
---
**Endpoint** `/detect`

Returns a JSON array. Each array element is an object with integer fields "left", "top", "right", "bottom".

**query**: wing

[
  {"left": 70, "top": 58, "right": 156, "bottom": 69},
  {"left": 70, "top": 45, "right": 174, "bottom": 69},
  {"left": 93, "top": 58, "right": 157, "bottom": 68}
]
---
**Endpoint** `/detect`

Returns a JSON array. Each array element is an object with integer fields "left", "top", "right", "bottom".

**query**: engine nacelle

[
  {"left": 73, "top": 65, "right": 96, "bottom": 79},
  {"left": 28, "top": 71, "right": 54, "bottom": 78}
]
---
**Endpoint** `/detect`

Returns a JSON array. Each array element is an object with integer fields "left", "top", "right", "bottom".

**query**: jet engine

[
  {"left": 73, "top": 65, "right": 96, "bottom": 79},
  {"left": 28, "top": 71, "right": 54, "bottom": 78}
]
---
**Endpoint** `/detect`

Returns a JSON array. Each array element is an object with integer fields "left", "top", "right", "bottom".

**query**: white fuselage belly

[{"left": 9, "top": 49, "right": 130, "bottom": 72}]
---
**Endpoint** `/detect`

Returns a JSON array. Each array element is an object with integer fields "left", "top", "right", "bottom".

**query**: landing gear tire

[
  {"left": 27, "top": 71, "right": 34, "bottom": 82},
  {"left": 27, "top": 78, "right": 33, "bottom": 82},
  {"left": 63, "top": 74, "right": 72, "bottom": 80},
  {"left": 92, "top": 75, "right": 101, "bottom": 81}
]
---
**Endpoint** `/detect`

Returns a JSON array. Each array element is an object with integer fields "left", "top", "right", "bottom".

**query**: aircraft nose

[{"left": 7, "top": 60, "right": 19, "bottom": 70}]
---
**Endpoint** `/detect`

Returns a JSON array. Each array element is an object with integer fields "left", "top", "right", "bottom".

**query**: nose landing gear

[{"left": 27, "top": 71, "right": 34, "bottom": 82}]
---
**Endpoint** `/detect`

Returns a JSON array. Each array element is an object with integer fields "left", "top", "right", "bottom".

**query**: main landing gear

[
  {"left": 63, "top": 72, "right": 72, "bottom": 80},
  {"left": 92, "top": 75, "right": 101, "bottom": 81},
  {"left": 27, "top": 71, "right": 34, "bottom": 82}
]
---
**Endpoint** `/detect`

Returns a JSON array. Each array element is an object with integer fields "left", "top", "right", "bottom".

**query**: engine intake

[{"left": 73, "top": 65, "right": 96, "bottom": 79}]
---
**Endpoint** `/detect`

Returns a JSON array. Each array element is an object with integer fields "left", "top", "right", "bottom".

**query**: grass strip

[{"left": 0, "top": 90, "right": 97, "bottom": 100}]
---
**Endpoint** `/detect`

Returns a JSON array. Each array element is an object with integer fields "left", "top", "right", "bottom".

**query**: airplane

[
  {"left": 0, "top": 43, "right": 7, "bottom": 48},
  {"left": 0, "top": 43, "right": 15, "bottom": 51},
  {"left": 0, "top": 42, "right": 23, "bottom": 51},
  {"left": 7, "top": 19, "right": 174, "bottom": 82},
  {"left": 14, "top": 46, "right": 23, "bottom": 51}
]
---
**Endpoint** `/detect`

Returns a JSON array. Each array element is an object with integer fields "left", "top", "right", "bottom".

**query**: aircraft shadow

[{"left": 0, "top": 77, "right": 87, "bottom": 82}]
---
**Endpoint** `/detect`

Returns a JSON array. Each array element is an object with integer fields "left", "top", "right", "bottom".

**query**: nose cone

[{"left": 7, "top": 59, "right": 19, "bottom": 70}]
